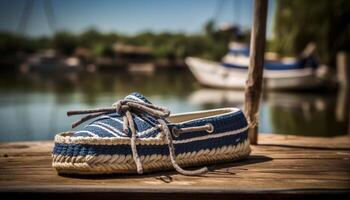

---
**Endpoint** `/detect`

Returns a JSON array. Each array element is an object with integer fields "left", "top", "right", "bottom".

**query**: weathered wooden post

[
  {"left": 244, "top": 0, "right": 268, "bottom": 145},
  {"left": 337, "top": 52, "right": 350, "bottom": 88},
  {"left": 335, "top": 52, "right": 350, "bottom": 134}
]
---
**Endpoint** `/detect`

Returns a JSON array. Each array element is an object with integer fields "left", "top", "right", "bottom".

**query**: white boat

[
  {"left": 20, "top": 50, "right": 82, "bottom": 73},
  {"left": 186, "top": 42, "right": 326, "bottom": 90}
]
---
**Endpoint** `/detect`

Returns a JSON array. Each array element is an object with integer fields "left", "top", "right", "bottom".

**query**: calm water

[{"left": 0, "top": 70, "right": 348, "bottom": 142}]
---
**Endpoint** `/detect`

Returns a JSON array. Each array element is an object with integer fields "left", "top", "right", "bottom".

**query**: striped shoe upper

[
  {"left": 73, "top": 92, "right": 164, "bottom": 139},
  {"left": 71, "top": 92, "right": 248, "bottom": 141}
]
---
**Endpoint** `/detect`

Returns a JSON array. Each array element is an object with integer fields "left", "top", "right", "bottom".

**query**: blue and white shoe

[{"left": 52, "top": 92, "right": 251, "bottom": 175}]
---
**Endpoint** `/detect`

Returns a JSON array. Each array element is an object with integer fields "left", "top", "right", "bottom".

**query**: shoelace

[{"left": 67, "top": 99, "right": 208, "bottom": 176}]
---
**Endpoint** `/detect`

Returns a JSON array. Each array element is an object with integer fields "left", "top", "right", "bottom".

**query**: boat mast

[{"left": 17, "top": 0, "right": 56, "bottom": 35}]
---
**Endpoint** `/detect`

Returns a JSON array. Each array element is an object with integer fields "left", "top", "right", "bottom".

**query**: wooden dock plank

[{"left": 0, "top": 134, "right": 349, "bottom": 199}]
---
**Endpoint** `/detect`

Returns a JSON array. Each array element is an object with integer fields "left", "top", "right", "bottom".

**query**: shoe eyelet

[
  {"left": 206, "top": 123, "right": 214, "bottom": 133},
  {"left": 172, "top": 127, "right": 180, "bottom": 137}
]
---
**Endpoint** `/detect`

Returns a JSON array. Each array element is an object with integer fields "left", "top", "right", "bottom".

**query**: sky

[{"left": 0, "top": 0, "right": 276, "bottom": 38}]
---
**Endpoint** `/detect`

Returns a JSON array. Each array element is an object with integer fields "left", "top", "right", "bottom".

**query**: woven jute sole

[{"left": 52, "top": 139, "right": 251, "bottom": 174}]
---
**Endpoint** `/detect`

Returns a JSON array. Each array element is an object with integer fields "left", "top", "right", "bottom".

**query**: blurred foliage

[
  {"left": 52, "top": 31, "right": 78, "bottom": 55},
  {"left": 1, "top": 1, "right": 349, "bottom": 65},
  {"left": 0, "top": 32, "right": 49, "bottom": 55},
  {"left": 0, "top": 21, "right": 250, "bottom": 62},
  {"left": 273, "top": 0, "right": 350, "bottom": 65}
]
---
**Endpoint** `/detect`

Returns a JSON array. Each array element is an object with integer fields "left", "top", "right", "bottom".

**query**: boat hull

[{"left": 185, "top": 57, "right": 324, "bottom": 90}]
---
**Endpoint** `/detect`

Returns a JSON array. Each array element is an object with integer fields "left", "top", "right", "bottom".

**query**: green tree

[
  {"left": 273, "top": 0, "right": 350, "bottom": 65},
  {"left": 52, "top": 31, "right": 78, "bottom": 55}
]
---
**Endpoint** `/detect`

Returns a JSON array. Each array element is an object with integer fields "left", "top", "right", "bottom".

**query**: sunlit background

[{"left": 0, "top": 0, "right": 349, "bottom": 141}]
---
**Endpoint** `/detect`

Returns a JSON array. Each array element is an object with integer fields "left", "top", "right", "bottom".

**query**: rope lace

[{"left": 67, "top": 99, "right": 209, "bottom": 176}]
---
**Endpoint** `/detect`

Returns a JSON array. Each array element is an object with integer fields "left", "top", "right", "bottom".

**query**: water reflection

[
  {"left": 266, "top": 92, "right": 348, "bottom": 136},
  {"left": 0, "top": 71, "right": 348, "bottom": 142},
  {"left": 189, "top": 88, "right": 349, "bottom": 136}
]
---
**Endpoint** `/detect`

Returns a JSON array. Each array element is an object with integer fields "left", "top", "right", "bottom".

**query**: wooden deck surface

[{"left": 0, "top": 134, "right": 349, "bottom": 199}]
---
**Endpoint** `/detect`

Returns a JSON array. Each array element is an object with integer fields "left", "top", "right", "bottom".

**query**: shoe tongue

[
  {"left": 124, "top": 92, "right": 152, "bottom": 104},
  {"left": 124, "top": 92, "right": 166, "bottom": 124}
]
